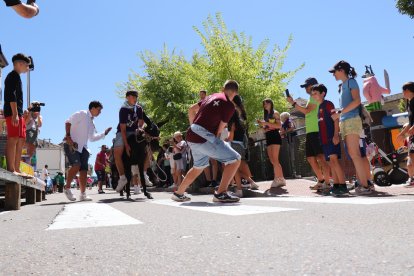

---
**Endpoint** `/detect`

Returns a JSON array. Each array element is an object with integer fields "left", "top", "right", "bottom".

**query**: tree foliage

[
  {"left": 396, "top": 0, "right": 414, "bottom": 18},
  {"left": 122, "top": 13, "right": 302, "bottom": 137}
]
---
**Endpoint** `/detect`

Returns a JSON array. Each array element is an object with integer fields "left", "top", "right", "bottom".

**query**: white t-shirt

[{"left": 41, "top": 168, "right": 48, "bottom": 181}]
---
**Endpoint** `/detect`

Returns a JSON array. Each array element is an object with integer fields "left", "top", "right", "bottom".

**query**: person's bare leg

[
  {"left": 114, "top": 147, "right": 125, "bottom": 176},
  {"left": 204, "top": 166, "right": 212, "bottom": 181},
  {"left": 65, "top": 165, "right": 80, "bottom": 189},
  {"left": 316, "top": 154, "right": 330, "bottom": 184},
  {"left": 329, "top": 155, "right": 345, "bottom": 184},
  {"left": 176, "top": 167, "right": 204, "bottom": 194},
  {"left": 14, "top": 138, "right": 25, "bottom": 173},
  {"left": 363, "top": 157, "right": 372, "bottom": 180},
  {"left": 272, "top": 145, "right": 284, "bottom": 178},
  {"left": 79, "top": 170, "right": 87, "bottom": 193},
  {"left": 26, "top": 143, "right": 35, "bottom": 162},
  {"left": 176, "top": 169, "right": 183, "bottom": 186},
  {"left": 6, "top": 137, "right": 18, "bottom": 172},
  {"left": 216, "top": 160, "right": 241, "bottom": 194},
  {"left": 266, "top": 146, "right": 276, "bottom": 180},
  {"left": 346, "top": 135, "right": 369, "bottom": 188},
  {"left": 211, "top": 159, "right": 218, "bottom": 181},
  {"left": 234, "top": 170, "right": 243, "bottom": 190},
  {"left": 307, "top": 156, "right": 324, "bottom": 181}
]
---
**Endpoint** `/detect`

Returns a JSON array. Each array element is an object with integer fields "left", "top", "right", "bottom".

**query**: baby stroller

[{"left": 367, "top": 139, "right": 409, "bottom": 187}]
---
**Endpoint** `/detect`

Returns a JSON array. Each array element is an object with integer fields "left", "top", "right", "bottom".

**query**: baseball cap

[
  {"left": 329, "top": 60, "right": 351, "bottom": 73},
  {"left": 12, "top": 53, "right": 31, "bottom": 64},
  {"left": 300, "top": 77, "right": 318, "bottom": 88},
  {"left": 125, "top": 90, "right": 138, "bottom": 97}
]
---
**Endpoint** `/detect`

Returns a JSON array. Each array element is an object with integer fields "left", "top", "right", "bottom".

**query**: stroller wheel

[{"left": 374, "top": 171, "right": 391, "bottom": 186}]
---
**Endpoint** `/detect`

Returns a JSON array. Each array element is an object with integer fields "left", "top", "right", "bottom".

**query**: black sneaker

[
  {"left": 98, "top": 190, "right": 105, "bottom": 194},
  {"left": 339, "top": 185, "right": 350, "bottom": 195},
  {"left": 213, "top": 192, "right": 240, "bottom": 203},
  {"left": 171, "top": 192, "right": 191, "bottom": 202},
  {"left": 331, "top": 185, "right": 349, "bottom": 197}
]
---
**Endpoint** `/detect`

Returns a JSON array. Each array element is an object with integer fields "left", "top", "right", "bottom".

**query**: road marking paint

[
  {"left": 243, "top": 196, "right": 413, "bottom": 205},
  {"left": 151, "top": 199, "right": 299, "bottom": 216},
  {"left": 46, "top": 203, "right": 143, "bottom": 230}
]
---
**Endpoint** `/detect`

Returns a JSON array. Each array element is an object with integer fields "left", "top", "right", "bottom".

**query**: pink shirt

[{"left": 363, "top": 76, "right": 390, "bottom": 103}]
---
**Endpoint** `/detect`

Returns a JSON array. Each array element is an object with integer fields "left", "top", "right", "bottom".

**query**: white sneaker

[
  {"left": 271, "top": 178, "right": 285, "bottom": 188},
  {"left": 355, "top": 186, "right": 373, "bottom": 195},
  {"left": 79, "top": 193, "right": 92, "bottom": 201},
  {"left": 144, "top": 173, "right": 153, "bottom": 187},
  {"left": 134, "top": 185, "right": 141, "bottom": 195},
  {"left": 234, "top": 189, "right": 243, "bottom": 198},
  {"left": 64, "top": 188, "right": 76, "bottom": 201},
  {"left": 250, "top": 182, "right": 259, "bottom": 190},
  {"left": 116, "top": 176, "right": 128, "bottom": 192}
]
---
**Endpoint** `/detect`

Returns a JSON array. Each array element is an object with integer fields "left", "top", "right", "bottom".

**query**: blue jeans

[{"left": 189, "top": 124, "right": 240, "bottom": 169}]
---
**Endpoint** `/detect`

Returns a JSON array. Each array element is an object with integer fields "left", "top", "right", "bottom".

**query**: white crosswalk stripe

[
  {"left": 151, "top": 199, "right": 300, "bottom": 216},
  {"left": 243, "top": 196, "right": 413, "bottom": 205},
  {"left": 46, "top": 203, "right": 143, "bottom": 230}
]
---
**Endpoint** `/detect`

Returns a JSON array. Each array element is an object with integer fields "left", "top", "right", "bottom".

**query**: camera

[
  {"left": 28, "top": 56, "right": 34, "bottom": 71},
  {"left": 28, "top": 101, "right": 45, "bottom": 112}
]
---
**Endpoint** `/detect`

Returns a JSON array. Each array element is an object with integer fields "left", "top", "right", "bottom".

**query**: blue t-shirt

[{"left": 339, "top": 78, "right": 360, "bottom": 121}]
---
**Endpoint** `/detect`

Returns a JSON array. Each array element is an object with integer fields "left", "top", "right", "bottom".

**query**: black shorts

[
  {"left": 305, "top": 132, "right": 323, "bottom": 157},
  {"left": 96, "top": 170, "right": 105, "bottom": 181},
  {"left": 64, "top": 144, "right": 90, "bottom": 171},
  {"left": 265, "top": 130, "right": 282, "bottom": 146}
]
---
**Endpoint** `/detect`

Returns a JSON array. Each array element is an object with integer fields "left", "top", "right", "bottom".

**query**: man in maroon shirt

[
  {"left": 94, "top": 145, "right": 108, "bottom": 194},
  {"left": 172, "top": 80, "right": 241, "bottom": 203}
]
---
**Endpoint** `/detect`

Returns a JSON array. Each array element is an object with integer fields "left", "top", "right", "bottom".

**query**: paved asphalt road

[{"left": 1, "top": 180, "right": 414, "bottom": 276}]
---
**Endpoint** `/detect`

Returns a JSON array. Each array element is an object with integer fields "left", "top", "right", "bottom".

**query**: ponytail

[{"left": 347, "top": 66, "right": 357, "bottom": 79}]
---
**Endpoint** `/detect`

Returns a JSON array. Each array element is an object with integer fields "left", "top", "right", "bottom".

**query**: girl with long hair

[
  {"left": 258, "top": 98, "right": 285, "bottom": 188},
  {"left": 228, "top": 95, "right": 259, "bottom": 197},
  {"left": 330, "top": 60, "right": 372, "bottom": 195}
]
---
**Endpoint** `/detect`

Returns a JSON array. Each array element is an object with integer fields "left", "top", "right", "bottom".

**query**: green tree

[
  {"left": 122, "top": 13, "right": 302, "bottom": 137},
  {"left": 396, "top": 0, "right": 414, "bottom": 18}
]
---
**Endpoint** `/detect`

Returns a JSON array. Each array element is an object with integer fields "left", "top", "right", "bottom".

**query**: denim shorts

[
  {"left": 64, "top": 144, "right": 90, "bottom": 171},
  {"left": 113, "top": 131, "right": 136, "bottom": 148},
  {"left": 189, "top": 124, "right": 241, "bottom": 169}
]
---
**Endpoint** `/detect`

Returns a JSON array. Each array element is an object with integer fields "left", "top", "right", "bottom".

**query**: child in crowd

[
  {"left": 311, "top": 84, "right": 347, "bottom": 196},
  {"left": 397, "top": 82, "right": 414, "bottom": 187}
]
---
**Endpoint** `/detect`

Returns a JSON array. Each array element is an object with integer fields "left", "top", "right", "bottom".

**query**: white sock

[{"left": 120, "top": 175, "right": 126, "bottom": 180}]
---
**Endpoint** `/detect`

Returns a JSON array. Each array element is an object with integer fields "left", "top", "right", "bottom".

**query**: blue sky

[{"left": 1, "top": 0, "right": 413, "bottom": 160}]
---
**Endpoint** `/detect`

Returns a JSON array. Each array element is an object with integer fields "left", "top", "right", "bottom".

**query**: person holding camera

[
  {"left": 23, "top": 101, "right": 43, "bottom": 163},
  {"left": 286, "top": 77, "right": 330, "bottom": 190},
  {"left": 63, "top": 101, "right": 112, "bottom": 202},
  {"left": 4, "top": 0, "right": 39, "bottom": 18},
  {"left": 3, "top": 53, "right": 31, "bottom": 174}
]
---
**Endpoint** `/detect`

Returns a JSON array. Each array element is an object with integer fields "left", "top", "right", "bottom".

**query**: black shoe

[
  {"left": 98, "top": 190, "right": 105, "bottom": 194},
  {"left": 331, "top": 185, "right": 348, "bottom": 197},
  {"left": 213, "top": 192, "right": 240, "bottom": 203}
]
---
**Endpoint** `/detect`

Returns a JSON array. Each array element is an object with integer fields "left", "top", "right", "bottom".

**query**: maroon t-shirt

[{"left": 186, "top": 93, "right": 235, "bottom": 143}]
